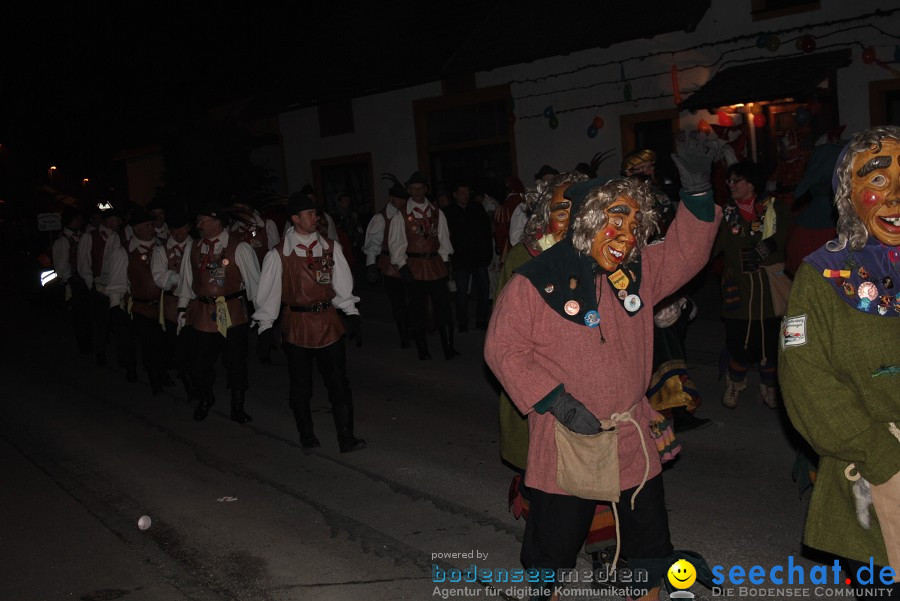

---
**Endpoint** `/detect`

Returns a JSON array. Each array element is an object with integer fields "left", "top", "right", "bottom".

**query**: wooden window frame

[{"left": 311, "top": 152, "right": 375, "bottom": 214}]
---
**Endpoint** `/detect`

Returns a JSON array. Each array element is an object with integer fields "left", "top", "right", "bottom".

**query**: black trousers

[
  {"left": 69, "top": 278, "right": 92, "bottom": 354},
  {"left": 383, "top": 275, "right": 409, "bottom": 333},
  {"left": 163, "top": 318, "right": 189, "bottom": 379},
  {"left": 89, "top": 288, "right": 111, "bottom": 360},
  {"left": 521, "top": 474, "right": 673, "bottom": 575},
  {"left": 125, "top": 312, "right": 167, "bottom": 375},
  {"left": 282, "top": 338, "right": 351, "bottom": 435},
  {"left": 452, "top": 266, "right": 490, "bottom": 328},
  {"left": 186, "top": 323, "right": 250, "bottom": 394},
  {"left": 407, "top": 277, "right": 452, "bottom": 331}
]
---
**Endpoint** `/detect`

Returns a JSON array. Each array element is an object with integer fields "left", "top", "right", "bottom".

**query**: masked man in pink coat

[{"left": 485, "top": 132, "right": 724, "bottom": 601}]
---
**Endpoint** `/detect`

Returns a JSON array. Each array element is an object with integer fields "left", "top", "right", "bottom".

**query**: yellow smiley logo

[{"left": 667, "top": 559, "right": 697, "bottom": 590}]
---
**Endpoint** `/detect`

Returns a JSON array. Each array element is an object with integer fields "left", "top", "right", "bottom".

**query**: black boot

[
  {"left": 397, "top": 321, "right": 410, "bottom": 349},
  {"left": 230, "top": 389, "right": 252, "bottom": 424},
  {"left": 439, "top": 326, "right": 460, "bottom": 360},
  {"left": 672, "top": 406, "right": 712, "bottom": 432},
  {"left": 180, "top": 375, "right": 196, "bottom": 403},
  {"left": 413, "top": 330, "right": 431, "bottom": 360},
  {"left": 291, "top": 396, "right": 320, "bottom": 449},
  {"left": 193, "top": 390, "right": 215, "bottom": 421},
  {"left": 148, "top": 369, "right": 163, "bottom": 396},
  {"left": 333, "top": 404, "right": 366, "bottom": 453}
]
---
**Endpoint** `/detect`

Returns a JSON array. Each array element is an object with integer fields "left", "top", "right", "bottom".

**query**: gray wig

[
  {"left": 829, "top": 125, "right": 900, "bottom": 252},
  {"left": 522, "top": 171, "right": 589, "bottom": 252},
  {"left": 570, "top": 178, "right": 659, "bottom": 265}
]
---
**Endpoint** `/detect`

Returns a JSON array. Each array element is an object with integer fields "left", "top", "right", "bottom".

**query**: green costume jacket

[
  {"left": 779, "top": 257, "right": 900, "bottom": 566},
  {"left": 712, "top": 196, "right": 791, "bottom": 320}
]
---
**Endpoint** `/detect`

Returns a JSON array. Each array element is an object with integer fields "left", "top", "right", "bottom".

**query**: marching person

[
  {"left": 363, "top": 174, "right": 412, "bottom": 349},
  {"left": 780, "top": 125, "right": 900, "bottom": 598},
  {"left": 152, "top": 205, "right": 194, "bottom": 399},
  {"left": 485, "top": 132, "right": 724, "bottom": 600},
  {"left": 388, "top": 170, "right": 457, "bottom": 360},
  {"left": 176, "top": 202, "right": 259, "bottom": 423},
  {"left": 253, "top": 192, "right": 366, "bottom": 453},
  {"left": 105, "top": 207, "right": 168, "bottom": 392},
  {"left": 52, "top": 207, "right": 91, "bottom": 354},
  {"left": 229, "top": 198, "right": 280, "bottom": 267},
  {"left": 77, "top": 206, "right": 125, "bottom": 367}
]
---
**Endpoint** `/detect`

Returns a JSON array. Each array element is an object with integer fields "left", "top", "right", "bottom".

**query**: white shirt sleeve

[
  {"left": 362, "top": 213, "right": 386, "bottom": 266},
  {"left": 325, "top": 213, "right": 338, "bottom": 240},
  {"left": 234, "top": 242, "right": 261, "bottom": 303},
  {"left": 388, "top": 211, "right": 409, "bottom": 269},
  {"left": 509, "top": 204, "right": 528, "bottom": 247},
  {"left": 104, "top": 246, "right": 128, "bottom": 308},
  {"left": 437, "top": 208, "right": 453, "bottom": 262},
  {"left": 330, "top": 240, "right": 360, "bottom": 316},
  {"left": 251, "top": 249, "right": 282, "bottom": 334},
  {"left": 52, "top": 237, "right": 71, "bottom": 283},
  {"left": 266, "top": 219, "right": 280, "bottom": 249},
  {"left": 77, "top": 234, "right": 93, "bottom": 288},
  {"left": 151, "top": 245, "right": 177, "bottom": 290}
]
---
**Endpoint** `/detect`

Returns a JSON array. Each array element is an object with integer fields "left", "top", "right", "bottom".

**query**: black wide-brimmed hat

[
  {"left": 165, "top": 206, "right": 190, "bottom": 229},
  {"left": 533, "top": 164, "right": 560, "bottom": 180},
  {"left": 287, "top": 191, "right": 317, "bottom": 215},
  {"left": 195, "top": 201, "right": 232, "bottom": 226},
  {"left": 405, "top": 171, "right": 429, "bottom": 187},
  {"left": 128, "top": 207, "right": 153, "bottom": 227}
]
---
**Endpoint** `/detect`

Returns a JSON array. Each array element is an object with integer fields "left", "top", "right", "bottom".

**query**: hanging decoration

[
  {"left": 753, "top": 113, "right": 767, "bottom": 128},
  {"left": 671, "top": 65, "right": 682, "bottom": 105},
  {"left": 620, "top": 63, "right": 632, "bottom": 101},
  {"left": 593, "top": 116, "right": 604, "bottom": 129},
  {"left": 717, "top": 112, "right": 734, "bottom": 127},
  {"left": 587, "top": 124, "right": 598, "bottom": 138},
  {"left": 861, "top": 46, "right": 900, "bottom": 76},
  {"left": 543, "top": 105, "right": 555, "bottom": 118},
  {"left": 797, "top": 35, "right": 817, "bottom": 53},
  {"left": 697, "top": 119, "right": 712, "bottom": 134},
  {"left": 549, "top": 115, "right": 559, "bottom": 129},
  {"left": 765, "top": 35, "right": 781, "bottom": 51},
  {"left": 756, "top": 34, "right": 769, "bottom": 49}
]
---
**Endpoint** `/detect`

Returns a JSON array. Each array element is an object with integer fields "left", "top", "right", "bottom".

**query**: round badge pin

[
  {"left": 858, "top": 281, "right": 878, "bottom": 301},
  {"left": 222, "top": 259, "right": 230, "bottom": 266},
  {"left": 583, "top": 310, "right": 600, "bottom": 327},
  {"left": 624, "top": 294, "right": 641, "bottom": 312},
  {"left": 564, "top": 300, "right": 580, "bottom": 315},
  {"left": 544, "top": 284, "right": 554, "bottom": 294},
  {"left": 617, "top": 289, "right": 628, "bottom": 300},
  {"left": 140, "top": 254, "right": 147, "bottom": 261}
]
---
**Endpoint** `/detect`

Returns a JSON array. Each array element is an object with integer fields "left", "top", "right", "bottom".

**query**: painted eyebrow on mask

[
  {"left": 856, "top": 155, "right": 892, "bottom": 177},
  {"left": 608, "top": 204, "right": 631, "bottom": 215}
]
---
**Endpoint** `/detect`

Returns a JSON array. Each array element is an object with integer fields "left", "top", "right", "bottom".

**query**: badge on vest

[{"left": 780, "top": 315, "right": 807, "bottom": 350}]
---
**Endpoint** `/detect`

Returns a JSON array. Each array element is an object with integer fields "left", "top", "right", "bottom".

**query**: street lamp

[
  {"left": 82, "top": 178, "right": 89, "bottom": 192},
  {"left": 48, "top": 165, "right": 57, "bottom": 186}
]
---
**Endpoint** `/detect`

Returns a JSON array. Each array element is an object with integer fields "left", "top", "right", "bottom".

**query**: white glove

[
  {"left": 672, "top": 130, "right": 718, "bottom": 194},
  {"left": 177, "top": 311, "right": 186, "bottom": 335}
]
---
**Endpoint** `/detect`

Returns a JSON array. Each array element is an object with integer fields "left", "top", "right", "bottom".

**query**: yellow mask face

[
  {"left": 590, "top": 196, "right": 641, "bottom": 271},
  {"left": 849, "top": 138, "right": 900, "bottom": 247}
]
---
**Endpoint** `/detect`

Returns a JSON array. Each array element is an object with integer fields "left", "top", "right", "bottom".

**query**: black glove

[
  {"left": 549, "top": 391, "right": 601, "bottom": 435},
  {"left": 365, "top": 264, "right": 380, "bottom": 285},
  {"left": 399, "top": 264, "right": 415, "bottom": 285},
  {"left": 109, "top": 306, "right": 127, "bottom": 325},
  {"left": 257, "top": 327, "right": 274, "bottom": 364},
  {"left": 345, "top": 314, "right": 362, "bottom": 347}
]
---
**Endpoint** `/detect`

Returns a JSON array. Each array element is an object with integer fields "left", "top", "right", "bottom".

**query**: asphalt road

[{"left": 0, "top": 267, "right": 839, "bottom": 601}]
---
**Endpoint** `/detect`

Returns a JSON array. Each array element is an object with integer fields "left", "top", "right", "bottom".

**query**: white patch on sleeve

[{"left": 781, "top": 315, "right": 808, "bottom": 350}]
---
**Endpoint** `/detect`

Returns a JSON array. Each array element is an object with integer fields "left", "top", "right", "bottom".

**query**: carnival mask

[
  {"left": 850, "top": 138, "right": 900, "bottom": 247},
  {"left": 547, "top": 183, "right": 574, "bottom": 242},
  {"left": 590, "top": 196, "right": 641, "bottom": 272}
]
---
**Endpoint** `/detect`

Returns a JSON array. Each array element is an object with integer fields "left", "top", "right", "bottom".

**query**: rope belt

[
  {"left": 607, "top": 404, "right": 651, "bottom": 573},
  {"left": 407, "top": 251, "right": 439, "bottom": 259},
  {"left": 286, "top": 300, "right": 332, "bottom": 313}
]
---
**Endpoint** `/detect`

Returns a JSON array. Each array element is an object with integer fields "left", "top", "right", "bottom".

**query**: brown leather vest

[
  {"left": 235, "top": 220, "right": 269, "bottom": 266},
  {"left": 280, "top": 238, "right": 345, "bottom": 348},
  {"left": 185, "top": 237, "right": 249, "bottom": 333},
  {"left": 90, "top": 229, "right": 108, "bottom": 277},
  {"left": 403, "top": 204, "right": 447, "bottom": 280},
  {"left": 376, "top": 207, "right": 401, "bottom": 279},
  {"left": 127, "top": 243, "right": 162, "bottom": 320},
  {"left": 162, "top": 240, "right": 188, "bottom": 324}
]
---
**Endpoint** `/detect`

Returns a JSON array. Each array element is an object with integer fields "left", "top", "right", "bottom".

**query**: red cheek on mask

[
  {"left": 862, "top": 189, "right": 881, "bottom": 206},
  {"left": 603, "top": 227, "right": 617, "bottom": 239}
]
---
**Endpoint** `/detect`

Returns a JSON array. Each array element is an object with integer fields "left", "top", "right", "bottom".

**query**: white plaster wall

[
  {"left": 277, "top": 0, "right": 897, "bottom": 200},
  {"left": 279, "top": 82, "right": 442, "bottom": 210}
]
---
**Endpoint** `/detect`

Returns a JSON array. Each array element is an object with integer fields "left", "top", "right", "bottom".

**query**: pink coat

[{"left": 484, "top": 203, "right": 721, "bottom": 495}]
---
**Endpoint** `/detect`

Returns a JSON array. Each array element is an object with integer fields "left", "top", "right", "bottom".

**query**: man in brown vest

[
  {"left": 176, "top": 202, "right": 260, "bottom": 423},
  {"left": 152, "top": 206, "right": 193, "bottom": 400},
  {"left": 387, "top": 171, "right": 458, "bottom": 360},
  {"left": 253, "top": 192, "right": 365, "bottom": 453},
  {"left": 105, "top": 208, "right": 169, "bottom": 392},
  {"left": 77, "top": 206, "right": 125, "bottom": 367},
  {"left": 363, "top": 176, "right": 411, "bottom": 348}
]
